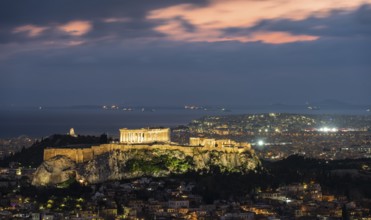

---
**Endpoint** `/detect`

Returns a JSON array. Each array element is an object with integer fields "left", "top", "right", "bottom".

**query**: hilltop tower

[{"left": 69, "top": 128, "right": 77, "bottom": 137}]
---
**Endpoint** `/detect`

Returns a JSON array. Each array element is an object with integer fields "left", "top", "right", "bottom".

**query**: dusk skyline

[{"left": 1, "top": 0, "right": 371, "bottom": 106}]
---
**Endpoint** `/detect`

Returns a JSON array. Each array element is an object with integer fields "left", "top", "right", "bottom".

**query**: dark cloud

[
  {"left": 0, "top": 0, "right": 208, "bottom": 26},
  {"left": 0, "top": 0, "right": 208, "bottom": 44}
]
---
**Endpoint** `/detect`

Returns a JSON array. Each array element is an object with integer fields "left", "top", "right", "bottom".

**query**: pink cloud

[
  {"left": 248, "top": 31, "right": 319, "bottom": 44},
  {"left": 147, "top": 0, "right": 370, "bottom": 44},
  {"left": 58, "top": 21, "right": 92, "bottom": 36},
  {"left": 13, "top": 25, "right": 47, "bottom": 37},
  {"left": 153, "top": 20, "right": 319, "bottom": 44}
]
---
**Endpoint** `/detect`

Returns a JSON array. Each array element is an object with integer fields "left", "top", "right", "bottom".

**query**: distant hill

[{"left": 311, "top": 99, "right": 369, "bottom": 109}]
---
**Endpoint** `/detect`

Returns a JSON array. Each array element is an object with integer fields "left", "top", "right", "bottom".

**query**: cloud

[
  {"left": 246, "top": 31, "right": 319, "bottom": 44},
  {"left": 147, "top": 0, "right": 371, "bottom": 43},
  {"left": 153, "top": 19, "right": 318, "bottom": 43},
  {"left": 1, "top": 0, "right": 369, "bottom": 47},
  {"left": 238, "top": 5, "right": 371, "bottom": 40},
  {"left": 58, "top": 20, "right": 92, "bottom": 36},
  {"left": 102, "top": 17, "right": 131, "bottom": 23},
  {"left": 13, "top": 25, "right": 47, "bottom": 37}
]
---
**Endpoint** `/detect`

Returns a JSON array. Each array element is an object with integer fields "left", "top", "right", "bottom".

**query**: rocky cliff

[
  {"left": 32, "top": 148, "right": 260, "bottom": 186},
  {"left": 32, "top": 155, "right": 77, "bottom": 186}
]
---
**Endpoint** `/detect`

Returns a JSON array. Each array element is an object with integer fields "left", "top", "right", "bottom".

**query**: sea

[{"left": 0, "top": 106, "right": 369, "bottom": 138}]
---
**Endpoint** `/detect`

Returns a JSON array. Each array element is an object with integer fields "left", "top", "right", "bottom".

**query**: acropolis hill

[
  {"left": 33, "top": 128, "right": 258, "bottom": 186},
  {"left": 43, "top": 128, "right": 252, "bottom": 163}
]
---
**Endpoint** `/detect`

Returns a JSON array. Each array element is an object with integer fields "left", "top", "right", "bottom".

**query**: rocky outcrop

[
  {"left": 32, "top": 155, "right": 77, "bottom": 186},
  {"left": 32, "top": 148, "right": 260, "bottom": 186}
]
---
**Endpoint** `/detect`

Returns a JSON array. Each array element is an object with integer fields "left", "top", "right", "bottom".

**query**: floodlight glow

[
  {"left": 257, "top": 140, "right": 264, "bottom": 146},
  {"left": 318, "top": 127, "right": 338, "bottom": 132}
]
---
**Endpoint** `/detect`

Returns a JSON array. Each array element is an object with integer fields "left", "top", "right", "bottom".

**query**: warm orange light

[{"left": 59, "top": 20, "right": 92, "bottom": 36}]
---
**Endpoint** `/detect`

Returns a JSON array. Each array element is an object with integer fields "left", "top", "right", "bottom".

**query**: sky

[{"left": 0, "top": 0, "right": 370, "bottom": 106}]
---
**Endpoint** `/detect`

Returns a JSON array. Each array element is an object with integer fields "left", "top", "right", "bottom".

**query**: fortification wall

[
  {"left": 190, "top": 137, "right": 251, "bottom": 149},
  {"left": 44, "top": 148, "right": 94, "bottom": 163},
  {"left": 44, "top": 143, "right": 249, "bottom": 163}
]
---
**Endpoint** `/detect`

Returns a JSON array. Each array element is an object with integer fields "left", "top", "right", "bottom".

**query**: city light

[
  {"left": 257, "top": 140, "right": 265, "bottom": 146},
  {"left": 318, "top": 127, "right": 338, "bottom": 132}
]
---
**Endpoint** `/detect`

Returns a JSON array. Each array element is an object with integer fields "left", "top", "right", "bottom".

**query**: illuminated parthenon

[{"left": 119, "top": 128, "right": 170, "bottom": 144}]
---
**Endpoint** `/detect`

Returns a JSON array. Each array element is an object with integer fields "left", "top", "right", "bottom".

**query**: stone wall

[
  {"left": 43, "top": 148, "right": 94, "bottom": 163},
  {"left": 190, "top": 137, "right": 251, "bottom": 149},
  {"left": 44, "top": 143, "right": 251, "bottom": 163}
]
